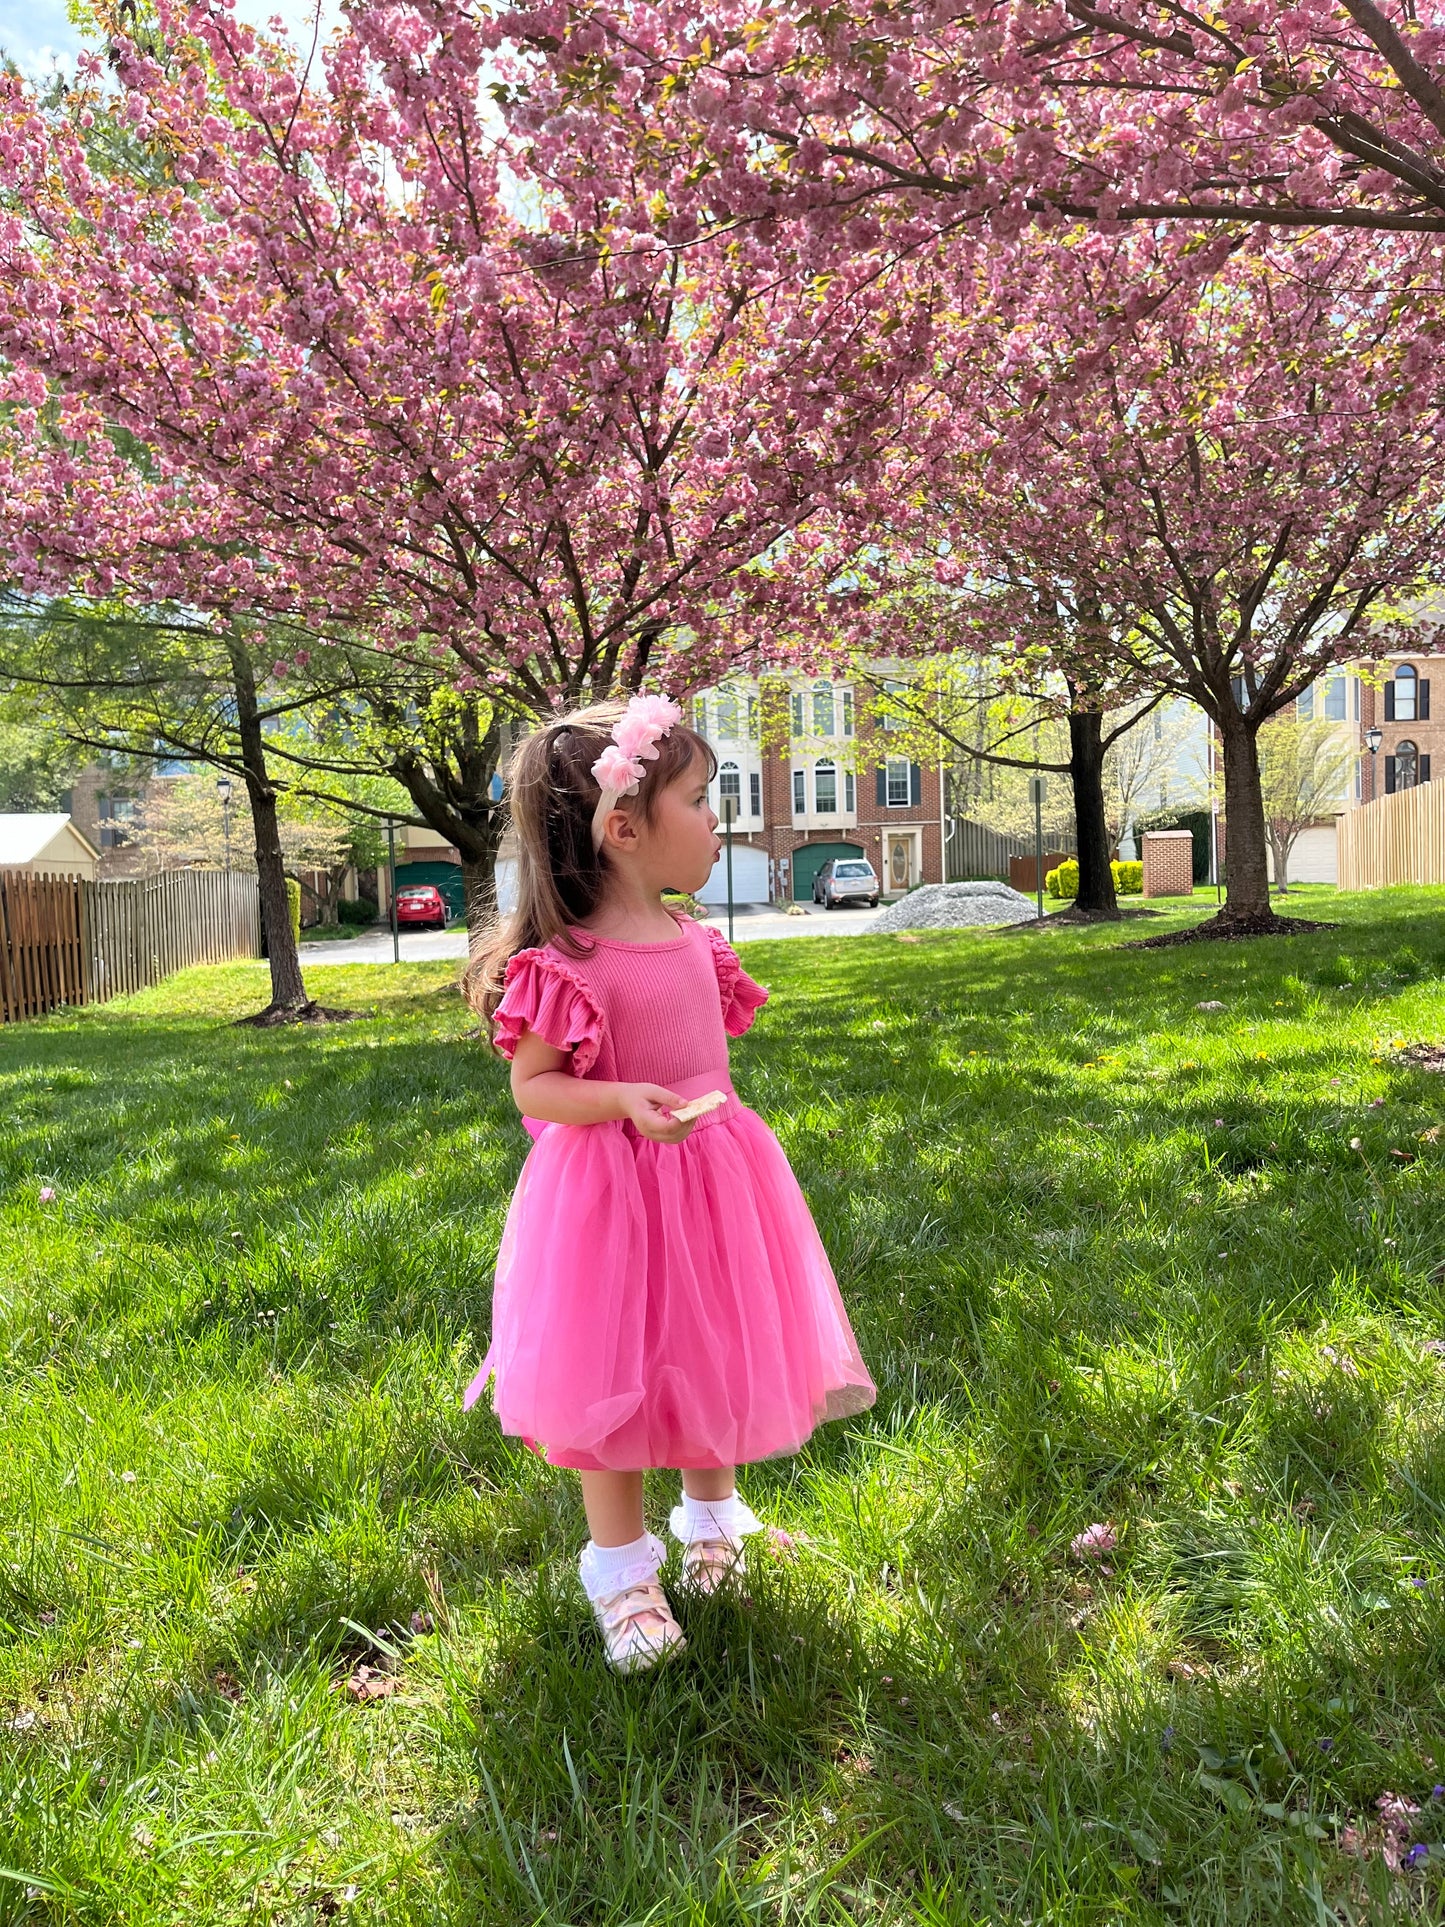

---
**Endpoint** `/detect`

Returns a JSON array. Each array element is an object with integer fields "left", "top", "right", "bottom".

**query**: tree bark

[
  {"left": 386, "top": 704, "right": 507, "bottom": 954},
  {"left": 1217, "top": 709, "right": 1276, "bottom": 923},
  {"left": 229, "top": 639, "right": 310, "bottom": 1013},
  {"left": 1067, "top": 706, "right": 1119, "bottom": 917}
]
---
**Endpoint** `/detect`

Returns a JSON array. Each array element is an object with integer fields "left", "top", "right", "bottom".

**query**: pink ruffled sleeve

[
  {"left": 701, "top": 923, "right": 769, "bottom": 1037},
  {"left": 490, "top": 948, "right": 604, "bottom": 1075}
]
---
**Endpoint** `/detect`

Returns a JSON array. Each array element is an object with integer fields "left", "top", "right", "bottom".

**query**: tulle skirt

[{"left": 464, "top": 1083, "right": 876, "bottom": 1469}]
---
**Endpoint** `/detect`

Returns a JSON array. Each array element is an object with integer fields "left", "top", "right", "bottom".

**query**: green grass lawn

[{"left": 4, "top": 885, "right": 1445, "bottom": 1924}]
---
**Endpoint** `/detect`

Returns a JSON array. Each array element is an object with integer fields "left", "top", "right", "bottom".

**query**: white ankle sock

[
  {"left": 577, "top": 1530, "right": 666, "bottom": 1603},
  {"left": 668, "top": 1489, "right": 763, "bottom": 1548}
]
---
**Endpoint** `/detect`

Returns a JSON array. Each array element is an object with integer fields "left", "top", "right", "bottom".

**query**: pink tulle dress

[{"left": 464, "top": 913, "right": 876, "bottom": 1470}]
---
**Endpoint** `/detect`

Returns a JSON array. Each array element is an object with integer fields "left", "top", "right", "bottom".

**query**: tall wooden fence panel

[
  {"left": 1336, "top": 784, "right": 1445, "bottom": 891},
  {"left": 0, "top": 867, "right": 261, "bottom": 1022},
  {"left": 946, "top": 814, "right": 1075, "bottom": 882},
  {"left": 0, "top": 872, "right": 87, "bottom": 1023}
]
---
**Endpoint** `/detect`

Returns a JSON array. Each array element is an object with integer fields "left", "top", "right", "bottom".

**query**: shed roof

[{"left": 0, "top": 813, "right": 101, "bottom": 865}]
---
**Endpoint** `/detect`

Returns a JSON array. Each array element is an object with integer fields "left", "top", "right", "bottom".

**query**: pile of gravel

[{"left": 872, "top": 880, "right": 1041, "bottom": 934}]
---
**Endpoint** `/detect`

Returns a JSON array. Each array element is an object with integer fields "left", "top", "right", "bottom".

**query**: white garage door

[
  {"left": 1269, "top": 824, "right": 1339, "bottom": 885},
  {"left": 695, "top": 843, "right": 771, "bottom": 906}
]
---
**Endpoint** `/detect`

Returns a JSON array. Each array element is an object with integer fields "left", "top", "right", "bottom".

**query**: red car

[{"left": 393, "top": 884, "right": 449, "bottom": 930}]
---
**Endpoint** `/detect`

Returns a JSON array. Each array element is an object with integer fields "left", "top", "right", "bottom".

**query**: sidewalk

[{"left": 299, "top": 902, "right": 885, "bottom": 964}]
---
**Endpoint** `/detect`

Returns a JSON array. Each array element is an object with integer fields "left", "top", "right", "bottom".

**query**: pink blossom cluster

[
  {"left": 506, "top": 1, "right": 1445, "bottom": 252},
  {"left": 0, "top": 1, "right": 934, "bottom": 711}
]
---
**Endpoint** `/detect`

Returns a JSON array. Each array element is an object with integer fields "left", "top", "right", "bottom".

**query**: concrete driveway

[{"left": 299, "top": 902, "right": 885, "bottom": 964}]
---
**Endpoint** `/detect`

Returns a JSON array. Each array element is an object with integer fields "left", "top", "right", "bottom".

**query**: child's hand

[{"left": 623, "top": 1084, "right": 696, "bottom": 1144}]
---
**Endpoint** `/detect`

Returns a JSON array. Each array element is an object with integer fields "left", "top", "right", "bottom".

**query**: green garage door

[
  {"left": 393, "top": 861, "right": 464, "bottom": 922},
  {"left": 792, "top": 841, "right": 865, "bottom": 901}
]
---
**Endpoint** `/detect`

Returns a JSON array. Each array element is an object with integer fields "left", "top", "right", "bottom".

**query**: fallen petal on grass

[{"left": 1070, "top": 1522, "right": 1117, "bottom": 1559}]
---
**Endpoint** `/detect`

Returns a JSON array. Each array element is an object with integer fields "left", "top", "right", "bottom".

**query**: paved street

[{"left": 299, "top": 901, "right": 885, "bottom": 964}]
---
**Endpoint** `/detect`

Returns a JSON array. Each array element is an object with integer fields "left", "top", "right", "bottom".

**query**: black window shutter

[
  {"left": 1421, "top": 680, "right": 1431, "bottom": 720},
  {"left": 876, "top": 765, "right": 887, "bottom": 806},
  {"left": 1423, "top": 754, "right": 1433, "bottom": 784},
  {"left": 909, "top": 763, "right": 922, "bottom": 806},
  {"left": 1385, "top": 682, "right": 1396, "bottom": 722},
  {"left": 1385, "top": 756, "right": 1397, "bottom": 794}
]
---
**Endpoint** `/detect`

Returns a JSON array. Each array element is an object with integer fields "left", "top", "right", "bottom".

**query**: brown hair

[{"left": 464, "top": 700, "right": 716, "bottom": 1034}]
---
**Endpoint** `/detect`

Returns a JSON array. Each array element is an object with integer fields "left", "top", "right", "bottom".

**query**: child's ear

[{"left": 602, "top": 806, "right": 640, "bottom": 851}]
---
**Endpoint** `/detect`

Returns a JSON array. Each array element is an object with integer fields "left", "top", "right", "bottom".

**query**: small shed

[{"left": 0, "top": 813, "right": 102, "bottom": 880}]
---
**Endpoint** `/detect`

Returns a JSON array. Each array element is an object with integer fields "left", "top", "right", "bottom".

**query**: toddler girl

[{"left": 464, "top": 695, "right": 875, "bottom": 1673}]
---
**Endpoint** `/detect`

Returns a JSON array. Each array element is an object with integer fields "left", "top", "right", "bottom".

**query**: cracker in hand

[{"left": 670, "top": 1089, "right": 728, "bottom": 1123}]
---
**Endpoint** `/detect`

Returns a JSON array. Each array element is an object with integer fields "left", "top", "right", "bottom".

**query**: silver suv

[{"left": 813, "top": 858, "right": 880, "bottom": 908}]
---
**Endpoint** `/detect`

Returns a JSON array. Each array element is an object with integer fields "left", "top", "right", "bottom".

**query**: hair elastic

[{"left": 589, "top": 694, "right": 683, "bottom": 852}]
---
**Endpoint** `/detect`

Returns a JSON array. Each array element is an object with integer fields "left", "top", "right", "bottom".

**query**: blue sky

[{"left": 0, "top": 0, "right": 342, "bottom": 77}]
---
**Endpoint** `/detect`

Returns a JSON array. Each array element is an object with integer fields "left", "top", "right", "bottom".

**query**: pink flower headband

[{"left": 590, "top": 693, "right": 684, "bottom": 852}]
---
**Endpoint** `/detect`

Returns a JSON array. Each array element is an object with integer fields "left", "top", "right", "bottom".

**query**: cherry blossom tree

[
  {"left": 928, "top": 230, "right": 1445, "bottom": 931},
  {"left": 0, "top": 0, "right": 935, "bottom": 917}
]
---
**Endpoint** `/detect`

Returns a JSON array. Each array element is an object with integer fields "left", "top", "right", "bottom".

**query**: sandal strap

[{"left": 597, "top": 1579, "right": 674, "bottom": 1634}]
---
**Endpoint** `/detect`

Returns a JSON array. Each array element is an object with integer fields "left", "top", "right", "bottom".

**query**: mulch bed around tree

[
  {"left": 235, "top": 1002, "right": 368, "bottom": 1028},
  {"left": 1124, "top": 911, "right": 1336, "bottom": 949},
  {"left": 1047, "top": 905, "right": 1166, "bottom": 925}
]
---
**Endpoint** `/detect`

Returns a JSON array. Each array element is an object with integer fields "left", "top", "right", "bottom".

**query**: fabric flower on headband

[{"left": 590, "top": 694, "right": 683, "bottom": 850}]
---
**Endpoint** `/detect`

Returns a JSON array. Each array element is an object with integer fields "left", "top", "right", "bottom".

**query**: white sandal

[
  {"left": 592, "top": 1579, "right": 687, "bottom": 1674},
  {"left": 678, "top": 1533, "right": 746, "bottom": 1596}
]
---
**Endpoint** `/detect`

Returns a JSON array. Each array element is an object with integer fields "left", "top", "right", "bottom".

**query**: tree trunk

[
  {"left": 1217, "top": 710, "right": 1276, "bottom": 925},
  {"left": 229, "top": 640, "right": 310, "bottom": 1015},
  {"left": 386, "top": 707, "right": 507, "bottom": 955},
  {"left": 1067, "top": 707, "right": 1119, "bottom": 918}
]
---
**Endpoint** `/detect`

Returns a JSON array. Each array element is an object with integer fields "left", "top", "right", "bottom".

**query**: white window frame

[
  {"left": 814, "top": 759, "right": 838, "bottom": 813},
  {"left": 886, "top": 756, "right": 911, "bottom": 807},
  {"left": 792, "top": 768, "right": 806, "bottom": 813},
  {"left": 715, "top": 689, "right": 741, "bottom": 740},
  {"left": 1395, "top": 664, "right": 1419, "bottom": 721},
  {"left": 812, "top": 682, "right": 835, "bottom": 737},
  {"left": 844, "top": 769, "right": 856, "bottom": 813}
]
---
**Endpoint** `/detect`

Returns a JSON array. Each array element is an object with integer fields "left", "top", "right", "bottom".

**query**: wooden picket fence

[
  {"left": 1336, "top": 782, "right": 1445, "bottom": 891},
  {"left": 0, "top": 867, "right": 261, "bottom": 1023}
]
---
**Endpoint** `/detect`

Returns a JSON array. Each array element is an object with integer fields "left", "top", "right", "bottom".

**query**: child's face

[{"left": 641, "top": 749, "right": 721, "bottom": 893}]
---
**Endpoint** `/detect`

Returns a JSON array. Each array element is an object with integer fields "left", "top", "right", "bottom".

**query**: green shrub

[
  {"left": 1047, "top": 858, "right": 1142, "bottom": 899},
  {"left": 662, "top": 891, "right": 707, "bottom": 920},
  {"left": 285, "top": 876, "right": 301, "bottom": 943},
  {"left": 337, "top": 897, "right": 378, "bottom": 927}
]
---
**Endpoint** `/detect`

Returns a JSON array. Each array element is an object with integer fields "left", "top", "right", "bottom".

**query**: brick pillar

[{"left": 1141, "top": 830, "right": 1194, "bottom": 897}]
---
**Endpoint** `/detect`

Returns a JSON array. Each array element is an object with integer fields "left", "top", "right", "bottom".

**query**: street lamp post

[
  {"left": 720, "top": 795, "right": 737, "bottom": 943},
  {"left": 215, "top": 774, "right": 233, "bottom": 871},
  {"left": 1366, "top": 725, "right": 1383, "bottom": 802}
]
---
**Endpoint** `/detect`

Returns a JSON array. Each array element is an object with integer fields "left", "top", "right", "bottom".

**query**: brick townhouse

[
  {"left": 689, "top": 675, "right": 944, "bottom": 904},
  {"left": 1354, "top": 654, "right": 1434, "bottom": 801}
]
